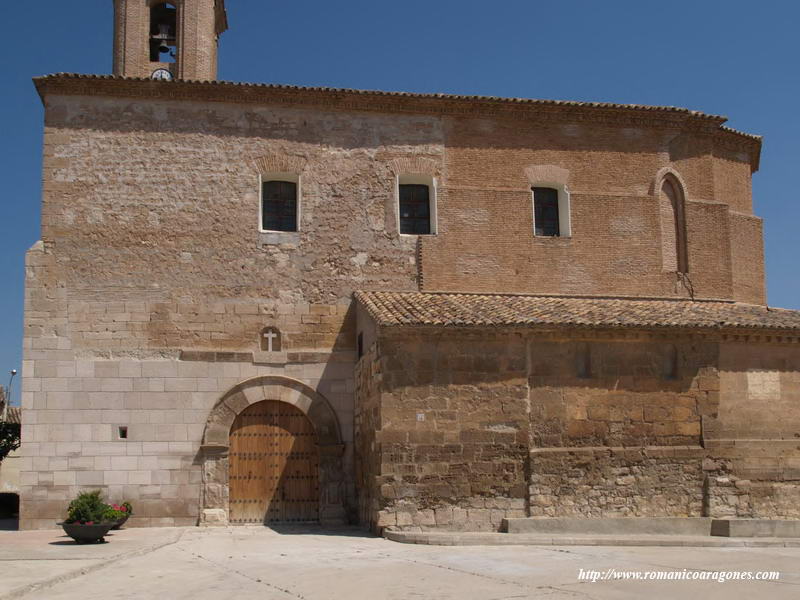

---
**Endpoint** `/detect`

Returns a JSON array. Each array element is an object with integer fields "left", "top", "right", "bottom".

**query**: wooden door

[{"left": 229, "top": 401, "right": 319, "bottom": 524}]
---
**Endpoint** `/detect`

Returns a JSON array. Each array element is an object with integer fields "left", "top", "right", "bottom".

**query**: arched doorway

[
  {"left": 229, "top": 401, "right": 319, "bottom": 524},
  {"left": 199, "top": 375, "right": 346, "bottom": 526}
]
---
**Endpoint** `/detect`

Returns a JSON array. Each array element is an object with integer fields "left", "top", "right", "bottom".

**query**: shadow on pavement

[
  {"left": 48, "top": 531, "right": 115, "bottom": 545},
  {"left": 262, "top": 524, "right": 376, "bottom": 539}
]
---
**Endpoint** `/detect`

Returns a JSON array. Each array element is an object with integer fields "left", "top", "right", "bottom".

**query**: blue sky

[{"left": 1, "top": 1, "right": 798, "bottom": 404}]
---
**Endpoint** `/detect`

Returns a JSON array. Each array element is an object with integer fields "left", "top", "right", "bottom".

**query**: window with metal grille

[
  {"left": 262, "top": 180, "right": 298, "bottom": 232},
  {"left": 533, "top": 187, "right": 560, "bottom": 237},
  {"left": 399, "top": 184, "right": 431, "bottom": 235}
]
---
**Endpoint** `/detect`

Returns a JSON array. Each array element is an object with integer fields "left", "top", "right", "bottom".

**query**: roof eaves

[
  {"left": 353, "top": 291, "right": 800, "bottom": 334},
  {"left": 33, "top": 73, "right": 729, "bottom": 121},
  {"left": 33, "top": 74, "right": 762, "bottom": 168}
]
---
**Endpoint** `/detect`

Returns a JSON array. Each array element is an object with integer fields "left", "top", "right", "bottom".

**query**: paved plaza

[{"left": 1, "top": 526, "right": 799, "bottom": 599}]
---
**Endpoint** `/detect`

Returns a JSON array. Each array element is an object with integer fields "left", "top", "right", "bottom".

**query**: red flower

[
  {"left": 120, "top": 506, "right": 127, "bottom": 512},
  {"left": 86, "top": 521, "right": 94, "bottom": 525}
]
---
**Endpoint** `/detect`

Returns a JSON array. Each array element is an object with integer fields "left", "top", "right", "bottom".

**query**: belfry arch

[
  {"left": 149, "top": 2, "right": 178, "bottom": 63},
  {"left": 199, "top": 375, "right": 346, "bottom": 526}
]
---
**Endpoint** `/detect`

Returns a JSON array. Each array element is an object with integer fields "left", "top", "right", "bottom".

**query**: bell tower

[{"left": 112, "top": 0, "right": 228, "bottom": 81}]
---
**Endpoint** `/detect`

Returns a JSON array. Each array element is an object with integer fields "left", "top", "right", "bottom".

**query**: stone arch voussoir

[{"left": 202, "top": 375, "right": 342, "bottom": 448}]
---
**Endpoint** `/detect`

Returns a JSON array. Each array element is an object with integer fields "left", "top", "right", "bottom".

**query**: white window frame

[
  {"left": 531, "top": 183, "right": 571, "bottom": 238},
  {"left": 397, "top": 174, "right": 438, "bottom": 236},
  {"left": 259, "top": 172, "right": 301, "bottom": 233}
]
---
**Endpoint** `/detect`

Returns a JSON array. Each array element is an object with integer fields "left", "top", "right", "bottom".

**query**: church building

[{"left": 19, "top": 0, "right": 800, "bottom": 530}]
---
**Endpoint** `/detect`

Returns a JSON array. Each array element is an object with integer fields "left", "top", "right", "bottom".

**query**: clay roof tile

[{"left": 354, "top": 291, "right": 800, "bottom": 333}]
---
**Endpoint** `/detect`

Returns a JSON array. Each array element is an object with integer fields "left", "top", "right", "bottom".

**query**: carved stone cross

[{"left": 263, "top": 329, "right": 278, "bottom": 352}]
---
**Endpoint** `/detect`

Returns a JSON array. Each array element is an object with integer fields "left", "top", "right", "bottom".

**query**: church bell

[
  {"left": 149, "top": 3, "right": 178, "bottom": 61},
  {"left": 154, "top": 23, "right": 175, "bottom": 55}
]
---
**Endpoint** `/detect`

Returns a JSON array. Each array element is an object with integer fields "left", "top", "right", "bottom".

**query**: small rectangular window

[
  {"left": 262, "top": 180, "right": 298, "bottom": 232},
  {"left": 399, "top": 184, "right": 431, "bottom": 235},
  {"left": 118, "top": 426, "right": 128, "bottom": 440},
  {"left": 533, "top": 187, "right": 560, "bottom": 237}
]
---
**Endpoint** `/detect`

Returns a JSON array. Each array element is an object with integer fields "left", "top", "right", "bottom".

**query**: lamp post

[{"left": 2, "top": 370, "right": 15, "bottom": 422}]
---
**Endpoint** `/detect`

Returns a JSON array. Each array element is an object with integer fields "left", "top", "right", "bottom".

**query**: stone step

[
  {"left": 711, "top": 519, "right": 800, "bottom": 538},
  {"left": 384, "top": 529, "right": 800, "bottom": 548},
  {"left": 503, "top": 517, "right": 713, "bottom": 536}
]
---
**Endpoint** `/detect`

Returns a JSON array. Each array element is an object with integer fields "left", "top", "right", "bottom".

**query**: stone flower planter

[
  {"left": 111, "top": 514, "right": 129, "bottom": 530},
  {"left": 61, "top": 522, "right": 114, "bottom": 544}
]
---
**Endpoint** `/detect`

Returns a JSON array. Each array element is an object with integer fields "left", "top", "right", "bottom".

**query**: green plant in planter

[
  {"left": 109, "top": 501, "right": 133, "bottom": 516},
  {"left": 108, "top": 501, "right": 133, "bottom": 530},
  {"left": 103, "top": 506, "right": 127, "bottom": 522},
  {"left": 66, "top": 490, "right": 112, "bottom": 525},
  {"left": 62, "top": 491, "right": 121, "bottom": 544}
]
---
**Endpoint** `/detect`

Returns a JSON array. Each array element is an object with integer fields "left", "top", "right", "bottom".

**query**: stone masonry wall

[
  {"left": 20, "top": 241, "right": 369, "bottom": 528},
  {"left": 702, "top": 438, "right": 800, "bottom": 520},
  {"left": 363, "top": 328, "right": 530, "bottom": 532},
  {"left": 24, "top": 86, "right": 766, "bottom": 528},
  {"left": 700, "top": 342, "right": 800, "bottom": 519},
  {"left": 530, "top": 447, "right": 705, "bottom": 517},
  {"left": 358, "top": 325, "right": 800, "bottom": 529},
  {"left": 528, "top": 337, "right": 718, "bottom": 449},
  {"left": 22, "top": 94, "right": 433, "bottom": 528},
  {"left": 526, "top": 335, "right": 800, "bottom": 519},
  {"left": 354, "top": 340, "right": 382, "bottom": 527}
]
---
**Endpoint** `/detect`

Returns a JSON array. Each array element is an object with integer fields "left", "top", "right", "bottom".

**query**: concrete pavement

[
  {"left": 1, "top": 526, "right": 799, "bottom": 599},
  {"left": 0, "top": 527, "right": 184, "bottom": 599}
]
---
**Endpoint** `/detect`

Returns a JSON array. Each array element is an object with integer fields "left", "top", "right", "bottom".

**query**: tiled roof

[
  {"left": 32, "top": 74, "right": 761, "bottom": 145},
  {"left": 355, "top": 291, "right": 800, "bottom": 333},
  {"left": 32, "top": 73, "right": 722, "bottom": 117}
]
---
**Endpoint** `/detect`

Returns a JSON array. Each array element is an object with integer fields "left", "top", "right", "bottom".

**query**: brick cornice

[
  {"left": 34, "top": 74, "right": 760, "bottom": 169},
  {"left": 32, "top": 74, "right": 724, "bottom": 127}
]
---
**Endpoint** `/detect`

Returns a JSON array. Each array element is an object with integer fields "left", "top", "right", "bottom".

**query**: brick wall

[
  {"left": 113, "top": 0, "right": 224, "bottom": 80},
  {"left": 40, "top": 91, "right": 762, "bottom": 305},
  {"left": 419, "top": 116, "right": 761, "bottom": 301}
]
